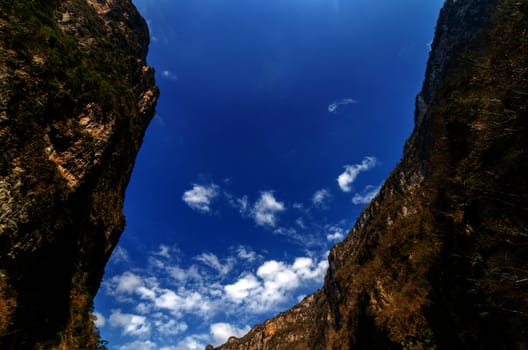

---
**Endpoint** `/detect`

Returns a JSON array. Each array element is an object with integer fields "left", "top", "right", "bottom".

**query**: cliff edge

[
  {"left": 213, "top": 0, "right": 528, "bottom": 349},
  {"left": 0, "top": 0, "right": 158, "bottom": 348}
]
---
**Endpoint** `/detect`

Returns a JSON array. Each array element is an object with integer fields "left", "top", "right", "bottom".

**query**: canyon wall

[
  {"left": 0, "top": 1, "right": 158, "bottom": 348},
  {"left": 213, "top": 0, "right": 528, "bottom": 348}
]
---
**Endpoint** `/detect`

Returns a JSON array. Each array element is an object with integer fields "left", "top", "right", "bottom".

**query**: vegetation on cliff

[
  {"left": 0, "top": 0, "right": 158, "bottom": 348},
  {"left": 214, "top": 0, "right": 528, "bottom": 348}
]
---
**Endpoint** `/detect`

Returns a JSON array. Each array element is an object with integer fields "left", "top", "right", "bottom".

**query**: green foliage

[{"left": 423, "top": 328, "right": 436, "bottom": 346}]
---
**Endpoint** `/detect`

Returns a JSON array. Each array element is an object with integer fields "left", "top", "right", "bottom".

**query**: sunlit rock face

[
  {"left": 0, "top": 0, "right": 158, "bottom": 348},
  {"left": 214, "top": 0, "right": 528, "bottom": 348}
]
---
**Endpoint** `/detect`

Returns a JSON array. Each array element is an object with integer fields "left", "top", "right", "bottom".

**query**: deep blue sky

[{"left": 94, "top": 1, "right": 443, "bottom": 349}]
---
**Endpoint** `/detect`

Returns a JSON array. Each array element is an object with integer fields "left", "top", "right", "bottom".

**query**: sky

[{"left": 94, "top": 1, "right": 444, "bottom": 349}]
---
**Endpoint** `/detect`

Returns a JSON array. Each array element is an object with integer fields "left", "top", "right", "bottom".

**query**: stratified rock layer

[
  {"left": 0, "top": 0, "right": 158, "bottom": 348},
  {"left": 214, "top": 0, "right": 528, "bottom": 349}
]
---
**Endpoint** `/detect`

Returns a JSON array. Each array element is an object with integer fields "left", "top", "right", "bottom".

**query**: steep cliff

[
  {"left": 0, "top": 0, "right": 158, "bottom": 348},
  {"left": 213, "top": 0, "right": 528, "bottom": 349}
]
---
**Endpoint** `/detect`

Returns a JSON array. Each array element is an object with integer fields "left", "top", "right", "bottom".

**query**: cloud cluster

[
  {"left": 100, "top": 246, "right": 328, "bottom": 349},
  {"left": 185, "top": 184, "right": 287, "bottom": 228},
  {"left": 182, "top": 184, "right": 219, "bottom": 213},
  {"left": 224, "top": 257, "right": 328, "bottom": 313},
  {"left": 337, "top": 156, "right": 377, "bottom": 192}
]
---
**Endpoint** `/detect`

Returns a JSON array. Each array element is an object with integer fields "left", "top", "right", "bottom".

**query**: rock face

[
  {"left": 214, "top": 0, "right": 528, "bottom": 349},
  {"left": 0, "top": 0, "right": 158, "bottom": 348}
]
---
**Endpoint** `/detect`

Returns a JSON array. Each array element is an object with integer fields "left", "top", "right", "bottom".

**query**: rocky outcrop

[
  {"left": 0, "top": 1, "right": 158, "bottom": 348},
  {"left": 214, "top": 0, "right": 528, "bottom": 349}
]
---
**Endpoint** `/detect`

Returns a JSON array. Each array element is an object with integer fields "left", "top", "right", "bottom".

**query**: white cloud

[
  {"left": 161, "top": 70, "right": 178, "bottom": 81},
  {"left": 154, "top": 319, "right": 188, "bottom": 336},
  {"left": 223, "top": 256, "right": 328, "bottom": 313},
  {"left": 237, "top": 196, "right": 250, "bottom": 214},
  {"left": 292, "top": 202, "right": 304, "bottom": 210},
  {"left": 337, "top": 156, "right": 377, "bottom": 192},
  {"left": 195, "top": 252, "right": 234, "bottom": 275},
  {"left": 167, "top": 265, "right": 202, "bottom": 283},
  {"left": 227, "top": 194, "right": 250, "bottom": 215},
  {"left": 272, "top": 225, "right": 325, "bottom": 249},
  {"left": 328, "top": 98, "right": 357, "bottom": 114},
  {"left": 236, "top": 246, "right": 259, "bottom": 262},
  {"left": 110, "top": 246, "right": 130, "bottom": 264},
  {"left": 257, "top": 260, "right": 300, "bottom": 302},
  {"left": 109, "top": 309, "right": 151, "bottom": 337},
  {"left": 182, "top": 184, "right": 219, "bottom": 213},
  {"left": 292, "top": 257, "right": 328, "bottom": 280},
  {"left": 273, "top": 226, "right": 298, "bottom": 239},
  {"left": 312, "top": 189, "right": 331, "bottom": 207},
  {"left": 118, "top": 341, "right": 157, "bottom": 350},
  {"left": 252, "top": 192, "right": 285, "bottom": 227},
  {"left": 99, "top": 246, "right": 330, "bottom": 349},
  {"left": 327, "top": 231, "right": 344, "bottom": 241},
  {"left": 210, "top": 323, "right": 251, "bottom": 346},
  {"left": 296, "top": 217, "right": 305, "bottom": 229},
  {"left": 153, "top": 288, "right": 212, "bottom": 317},
  {"left": 93, "top": 312, "right": 105, "bottom": 328},
  {"left": 155, "top": 245, "right": 172, "bottom": 259},
  {"left": 111, "top": 272, "right": 143, "bottom": 295},
  {"left": 135, "top": 302, "right": 153, "bottom": 315},
  {"left": 154, "top": 289, "right": 183, "bottom": 311},
  {"left": 352, "top": 184, "right": 381, "bottom": 205},
  {"left": 224, "top": 274, "right": 260, "bottom": 303},
  {"left": 326, "top": 225, "right": 346, "bottom": 241},
  {"left": 172, "top": 334, "right": 210, "bottom": 350}
]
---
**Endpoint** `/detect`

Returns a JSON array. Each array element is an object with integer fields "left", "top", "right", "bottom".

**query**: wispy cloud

[
  {"left": 109, "top": 309, "right": 151, "bottom": 337},
  {"left": 252, "top": 192, "right": 285, "bottom": 227},
  {"left": 226, "top": 193, "right": 250, "bottom": 216},
  {"left": 109, "top": 246, "right": 130, "bottom": 265},
  {"left": 236, "top": 246, "right": 260, "bottom": 262},
  {"left": 195, "top": 252, "right": 235, "bottom": 276},
  {"left": 170, "top": 334, "right": 209, "bottom": 350},
  {"left": 337, "top": 156, "right": 377, "bottom": 192},
  {"left": 182, "top": 184, "right": 219, "bottom": 213},
  {"left": 352, "top": 184, "right": 381, "bottom": 205},
  {"left": 154, "top": 244, "right": 173, "bottom": 259},
  {"left": 328, "top": 98, "right": 357, "bottom": 114},
  {"left": 312, "top": 189, "right": 331, "bottom": 208},
  {"left": 100, "top": 246, "right": 329, "bottom": 349},
  {"left": 161, "top": 70, "right": 178, "bottom": 81},
  {"left": 94, "top": 312, "right": 106, "bottom": 328},
  {"left": 118, "top": 340, "right": 156, "bottom": 350}
]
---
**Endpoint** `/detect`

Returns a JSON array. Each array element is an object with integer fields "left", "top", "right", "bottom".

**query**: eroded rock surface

[{"left": 0, "top": 1, "right": 158, "bottom": 348}]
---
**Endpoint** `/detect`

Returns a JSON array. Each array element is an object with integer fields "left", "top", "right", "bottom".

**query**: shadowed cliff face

[
  {"left": 0, "top": 0, "right": 158, "bottom": 348},
  {"left": 214, "top": 0, "right": 528, "bottom": 349}
]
